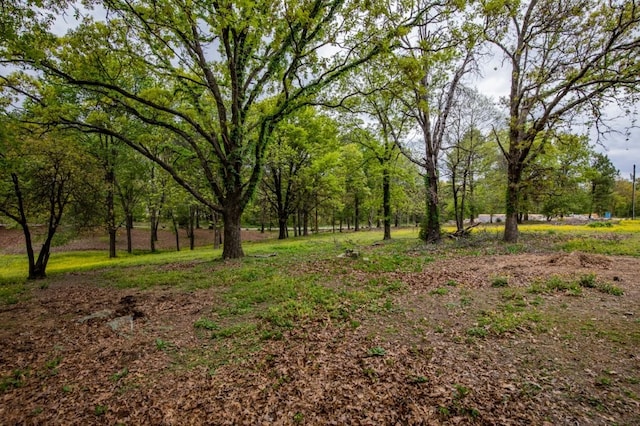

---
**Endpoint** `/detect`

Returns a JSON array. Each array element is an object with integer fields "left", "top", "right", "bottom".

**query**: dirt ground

[
  {"left": 0, "top": 233, "right": 639, "bottom": 424},
  {"left": 0, "top": 226, "right": 276, "bottom": 255}
]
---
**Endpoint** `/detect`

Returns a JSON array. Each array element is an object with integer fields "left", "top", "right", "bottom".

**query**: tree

[
  {"left": 395, "top": 1, "right": 482, "bottom": 242},
  {"left": 114, "top": 149, "right": 147, "bottom": 253},
  {"left": 443, "top": 87, "right": 499, "bottom": 232},
  {"left": 261, "top": 108, "right": 339, "bottom": 239},
  {"left": 338, "top": 143, "right": 370, "bottom": 232},
  {"left": 339, "top": 59, "right": 411, "bottom": 240},
  {"left": 0, "top": 122, "right": 100, "bottom": 279},
  {"left": 79, "top": 132, "right": 121, "bottom": 258},
  {"left": 526, "top": 133, "right": 591, "bottom": 220},
  {"left": 2, "top": 0, "right": 421, "bottom": 259},
  {"left": 587, "top": 153, "right": 618, "bottom": 217},
  {"left": 482, "top": 0, "right": 640, "bottom": 241}
]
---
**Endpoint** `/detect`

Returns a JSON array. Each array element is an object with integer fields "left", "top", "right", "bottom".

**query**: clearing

[{"left": 0, "top": 224, "right": 639, "bottom": 425}]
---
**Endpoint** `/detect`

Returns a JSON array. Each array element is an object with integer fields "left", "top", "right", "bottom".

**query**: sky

[{"left": 473, "top": 58, "right": 640, "bottom": 181}]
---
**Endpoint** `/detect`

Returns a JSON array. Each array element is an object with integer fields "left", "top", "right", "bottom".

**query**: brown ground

[
  {"left": 0, "top": 226, "right": 276, "bottom": 255},
  {"left": 0, "top": 232, "right": 639, "bottom": 425}
]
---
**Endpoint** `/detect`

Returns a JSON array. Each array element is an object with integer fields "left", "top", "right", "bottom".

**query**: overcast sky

[{"left": 473, "top": 58, "right": 639, "bottom": 181}]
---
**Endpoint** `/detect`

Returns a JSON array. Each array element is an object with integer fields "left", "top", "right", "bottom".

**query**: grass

[
  {"left": 0, "top": 223, "right": 636, "bottom": 346},
  {"left": 491, "top": 276, "right": 509, "bottom": 288},
  {"left": 0, "top": 369, "right": 29, "bottom": 392},
  {"left": 528, "top": 276, "right": 582, "bottom": 296},
  {"left": 3, "top": 223, "right": 640, "bottom": 424}
]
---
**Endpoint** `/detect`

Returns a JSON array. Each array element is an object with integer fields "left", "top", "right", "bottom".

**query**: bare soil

[
  {"left": 0, "top": 235, "right": 639, "bottom": 425},
  {"left": 0, "top": 226, "right": 276, "bottom": 255}
]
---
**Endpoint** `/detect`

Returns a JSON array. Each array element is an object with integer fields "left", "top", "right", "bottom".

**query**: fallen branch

[{"left": 449, "top": 222, "right": 480, "bottom": 239}]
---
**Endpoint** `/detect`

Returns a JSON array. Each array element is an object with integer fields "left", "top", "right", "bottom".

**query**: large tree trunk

[
  {"left": 504, "top": 161, "right": 521, "bottom": 243},
  {"left": 22, "top": 225, "right": 36, "bottom": 279},
  {"left": 292, "top": 213, "right": 298, "bottom": 237},
  {"left": 10, "top": 173, "right": 49, "bottom": 280},
  {"left": 11, "top": 174, "right": 37, "bottom": 278},
  {"left": 278, "top": 216, "right": 288, "bottom": 240},
  {"left": 222, "top": 205, "right": 244, "bottom": 259},
  {"left": 315, "top": 203, "right": 319, "bottom": 233},
  {"left": 424, "top": 168, "right": 441, "bottom": 243},
  {"left": 31, "top": 230, "right": 57, "bottom": 279},
  {"left": 150, "top": 209, "right": 157, "bottom": 252},
  {"left": 382, "top": 167, "right": 391, "bottom": 240}
]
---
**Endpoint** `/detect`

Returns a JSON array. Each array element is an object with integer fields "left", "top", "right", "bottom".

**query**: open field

[{"left": 1, "top": 222, "right": 639, "bottom": 424}]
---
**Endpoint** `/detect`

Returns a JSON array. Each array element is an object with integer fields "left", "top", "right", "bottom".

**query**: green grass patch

[
  {"left": 475, "top": 308, "right": 542, "bottom": 335},
  {"left": 491, "top": 276, "right": 509, "bottom": 288},
  {"left": 0, "top": 282, "right": 27, "bottom": 304},
  {"left": 587, "top": 221, "right": 614, "bottom": 228},
  {"left": 560, "top": 233, "right": 640, "bottom": 256},
  {"left": 578, "top": 273, "right": 597, "bottom": 288},
  {"left": 527, "top": 276, "right": 582, "bottom": 296},
  {"left": 430, "top": 287, "right": 449, "bottom": 296},
  {"left": 597, "top": 283, "right": 624, "bottom": 296},
  {"left": 351, "top": 252, "right": 432, "bottom": 273},
  {"left": 471, "top": 298, "right": 544, "bottom": 337},
  {"left": 194, "top": 318, "right": 219, "bottom": 330},
  {"left": 0, "top": 369, "right": 29, "bottom": 392},
  {"left": 211, "top": 323, "right": 257, "bottom": 339}
]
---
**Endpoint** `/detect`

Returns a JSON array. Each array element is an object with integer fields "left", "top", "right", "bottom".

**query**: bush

[{"left": 587, "top": 221, "right": 613, "bottom": 228}]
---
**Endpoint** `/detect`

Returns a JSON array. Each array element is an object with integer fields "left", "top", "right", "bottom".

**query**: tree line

[{"left": 1, "top": 0, "right": 638, "bottom": 279}]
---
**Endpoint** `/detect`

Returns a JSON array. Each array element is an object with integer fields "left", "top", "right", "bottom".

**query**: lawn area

[{"left": 1, "top": 223, "right": 639, "bottom": 424}]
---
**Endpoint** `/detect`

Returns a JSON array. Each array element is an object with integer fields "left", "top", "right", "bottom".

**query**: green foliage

[
  {"left": 544, "top": 276, "right": 582, "bottom": 296},
  {"left": 1, "top": 0, "right": 416, "bottom": 259},
  {"left": 587, "top": 221, "right": 613, "bottom": 228},
  {"left": 0, "top": 124, "right": 103, "bottom": 278},
  {"left": 44, "top": 356, "right": 61, "bottom": 375},
  {"left": 367, "top": 347, "right": 386, "bottom": 356},
  {"left": 0, "top": 281, "right": 27, "bottom": 305},
  {"left": 588, "top": 154, "right": 618, "bottom": 217}
]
